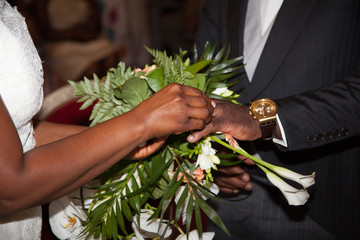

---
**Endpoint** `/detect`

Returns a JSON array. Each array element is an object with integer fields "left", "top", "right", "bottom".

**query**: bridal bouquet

[{"left": 49, "top": 42, "right": 315, "bottom": 240}]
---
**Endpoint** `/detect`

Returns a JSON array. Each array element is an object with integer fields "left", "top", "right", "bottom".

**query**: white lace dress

[{"left": 0, "top": 0, "right": 44, "bottom": 239}]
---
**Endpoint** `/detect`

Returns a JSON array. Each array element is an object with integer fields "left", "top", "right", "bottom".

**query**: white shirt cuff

[{"left": 272, "top": 113, "right": 288, "bottom": 147}]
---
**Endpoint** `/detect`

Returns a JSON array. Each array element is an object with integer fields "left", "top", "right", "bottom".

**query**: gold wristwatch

[{"left": 249, "top": 98, "right": 278, "bottom": 140}]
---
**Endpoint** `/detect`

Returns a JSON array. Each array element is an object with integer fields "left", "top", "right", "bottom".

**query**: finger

[
  {"left": 237, "top": 155, "right": 255, "bottom": 165},
  {"left": 243, "top": 159, "right": 256, "bottom": 165},
  {"left": 187, "top": 126, "right": 214, "bottom": 143},
  {"left": 215, "top": 178, "right": 239, "bottom": 189},
  {"left": 218, "top": 166, "right": 251, "bottom": 182},
  {"left": 219, "top": 184, "right": 252, "bottom": 193},
  {"left": 181, "top": 86, "right": 215, "bottom": 117},
  {"left": 185, "top": 96, "right": 209, "bottom": 107},
  {"left": 245, "top": 182, "right": 253, "bottom": 191},
  {"left": 181, "top": 85, "right": 204, "bottom": 97},
  {"left": 184, "top": 95, "right": 214, "bottom": 119},
  {"left": 148, "top": 137, "right": 167, "bottom": 148},
  {"left": 186, "top": 107, "right": 212, "bottom": 124},
  {"left": 216, "top": 176, "right": 248, "bottom": 189},
  {"left": 218, "top": 187, "right": 240, "bottom": 194},
  {"left": 218, "top": 165, "right": 246, "bottom": 174},
  {"left": 216, "top": 177, "right": 253, "bottom": 191},
  {"left": 129, "top": 137, "right": 167, "bottom": 159},
  {"left": 218, "top": 171, "right": 251, "bottom": 183},
  {"left": 174, "top": 118, "right": 206, "bottom": 135},
  {"left": 237, "top": 155, "right": 248, "bottom": 161}
]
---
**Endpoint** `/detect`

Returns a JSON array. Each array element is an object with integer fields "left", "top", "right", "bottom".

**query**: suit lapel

[
  {"left": 225, "top": 0, "right": 247, "bottom": 58},
  {"left": 226, "top": 0, "right": 250, "bottom": 102},
  {"left": 244, "top": 0, "right": 317, "bottom": 102}
]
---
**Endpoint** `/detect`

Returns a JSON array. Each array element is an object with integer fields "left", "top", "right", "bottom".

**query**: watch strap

[{"left": 260, "top": 121, "right": 277, "bottom": 140}]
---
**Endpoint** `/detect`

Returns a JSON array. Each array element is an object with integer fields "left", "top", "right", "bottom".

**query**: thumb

[{"left": 187, "top": 128, "right": 212, "bottom": 143}]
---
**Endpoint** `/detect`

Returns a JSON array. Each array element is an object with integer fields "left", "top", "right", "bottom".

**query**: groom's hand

[
  {"left": 215, "top": 165, "right": 253, "bottom": 194},
  {"left": 187, "top": 100, "right": 261, "bottom": 143}
]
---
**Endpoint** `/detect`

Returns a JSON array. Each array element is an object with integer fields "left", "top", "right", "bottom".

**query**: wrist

[
  {"left": 249, "top": 98, "right": 278, "bottom": 140},
  {"left": 123, "top": 108, "right": 150, "bottom": 144}
]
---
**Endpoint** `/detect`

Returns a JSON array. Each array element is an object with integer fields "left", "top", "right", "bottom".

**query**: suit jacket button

[
  {"left": 332, "top": 129, "right": 341, "bottom": 138},
  {"left": 307, "top": 134, "right": 315, "bottom": 143},
  {"left": 324, "top": 131, "right": 331, "bottom": 140},
  {"left": 341, "top": 128, "right": 349, "bottom": 136},
  {"left": 315, "top": 133, "right": 324, "bottom": 142}
]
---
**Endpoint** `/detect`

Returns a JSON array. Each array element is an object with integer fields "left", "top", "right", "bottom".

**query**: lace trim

[
  {"left": 0, "top": 2, "right": 43, "bottom": 239},
  {"left": 2, "top": 1, "right": 43, "bottom": 83}
]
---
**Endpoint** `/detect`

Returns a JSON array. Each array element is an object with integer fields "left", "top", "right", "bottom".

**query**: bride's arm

[
  {"left": 0, "top": 83, "right": 213, "bottom": 217},
  {"left": 33, "top": 120, "right": 87, "bottom": 146}
]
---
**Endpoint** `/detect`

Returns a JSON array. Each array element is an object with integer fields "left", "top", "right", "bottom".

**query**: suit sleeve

[{"left": 276, "top": 62, "right": 360, "bottom": 151}]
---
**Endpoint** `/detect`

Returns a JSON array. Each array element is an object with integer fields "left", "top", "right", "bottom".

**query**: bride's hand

[{"left": 132, "top": 83, "right": 214, "bottom": 140}]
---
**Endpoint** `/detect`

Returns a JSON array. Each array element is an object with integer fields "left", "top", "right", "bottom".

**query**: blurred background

[{"left": 8, "top": 0, "right": 205, "bottom": 96}]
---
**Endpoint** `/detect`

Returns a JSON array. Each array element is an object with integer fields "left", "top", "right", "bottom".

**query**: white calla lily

[
  {"left": 211, "top": 135, "right": 316, "bottom": 206},
  {"left": 270, "top": 166, "right": 315, "bottom": 188},
  {"left": 131, "top": 210, "right": 172, "bottom": 240},
  {"left": 261, "top": 166, "right": 310, "bottom": 206},
  {"left": 176, "top": 229, "right": 215, "bottom": 240}
]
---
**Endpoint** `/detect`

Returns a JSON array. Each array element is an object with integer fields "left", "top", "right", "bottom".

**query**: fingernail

[
  {"left": 187, "top": 135, "right": 194, "bottom": 141},
  {"left": 211, "top": 101, "right": 217, "bottom": 116},
  {"left": 233, "top": 189, "right": 239, "bottom": 194},
  {"left": 245, "top": 184, "right": 252, "bottom": 191},
  {"left": 211, "top": 100, "right": 216, "bottom": 108},
  {"left": 138, "top": 142, "right": 146, "bottom": 147}
]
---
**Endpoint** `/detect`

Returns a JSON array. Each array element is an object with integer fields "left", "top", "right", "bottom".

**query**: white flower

[
  {"left": 49, "top": 196, "right": 90, "bottom": 240},
  {"left": 212, "top": 87, "right": 233, "bottom": 97},
  {"left": 49, "top": 181, "right": 102, "bottom": 240},
  {"left": 131, "top": 210, "right": 172, "bottom": 240},
  {"left": 175, "top": 229, "right": 215, "bottom": 240},
  {"left": 265, "top": 170, "right": 310, "bottom": 206},
  {"left": 270, "top": 166, "right": 315, "bottom": 188},
  {"left": 196, "top": 139, "right": 220, "bottom": 171}
]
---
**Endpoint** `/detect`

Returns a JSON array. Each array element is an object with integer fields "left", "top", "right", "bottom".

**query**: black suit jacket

[{"left": 196, "top": 0, "right": 360, "bottom": 238}]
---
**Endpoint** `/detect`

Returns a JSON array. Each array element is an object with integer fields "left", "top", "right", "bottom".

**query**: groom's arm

[{"left": 276, "top": 63, "right": 360, "bottom": 151}]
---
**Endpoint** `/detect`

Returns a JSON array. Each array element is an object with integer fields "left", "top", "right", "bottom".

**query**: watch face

[{"left": 250, "top": 99, "right": 277, "bottom": 123}]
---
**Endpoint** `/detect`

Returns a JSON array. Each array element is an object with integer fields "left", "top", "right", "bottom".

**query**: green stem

[
  {"left": 168, "top": 146, "right": 193, "bottom": 184},
  {"left": 209, "top": 135, "right": 275, "bottom": 170},
  {"left": 172, "top": 221, "right": 185, "bottom": 235}
]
